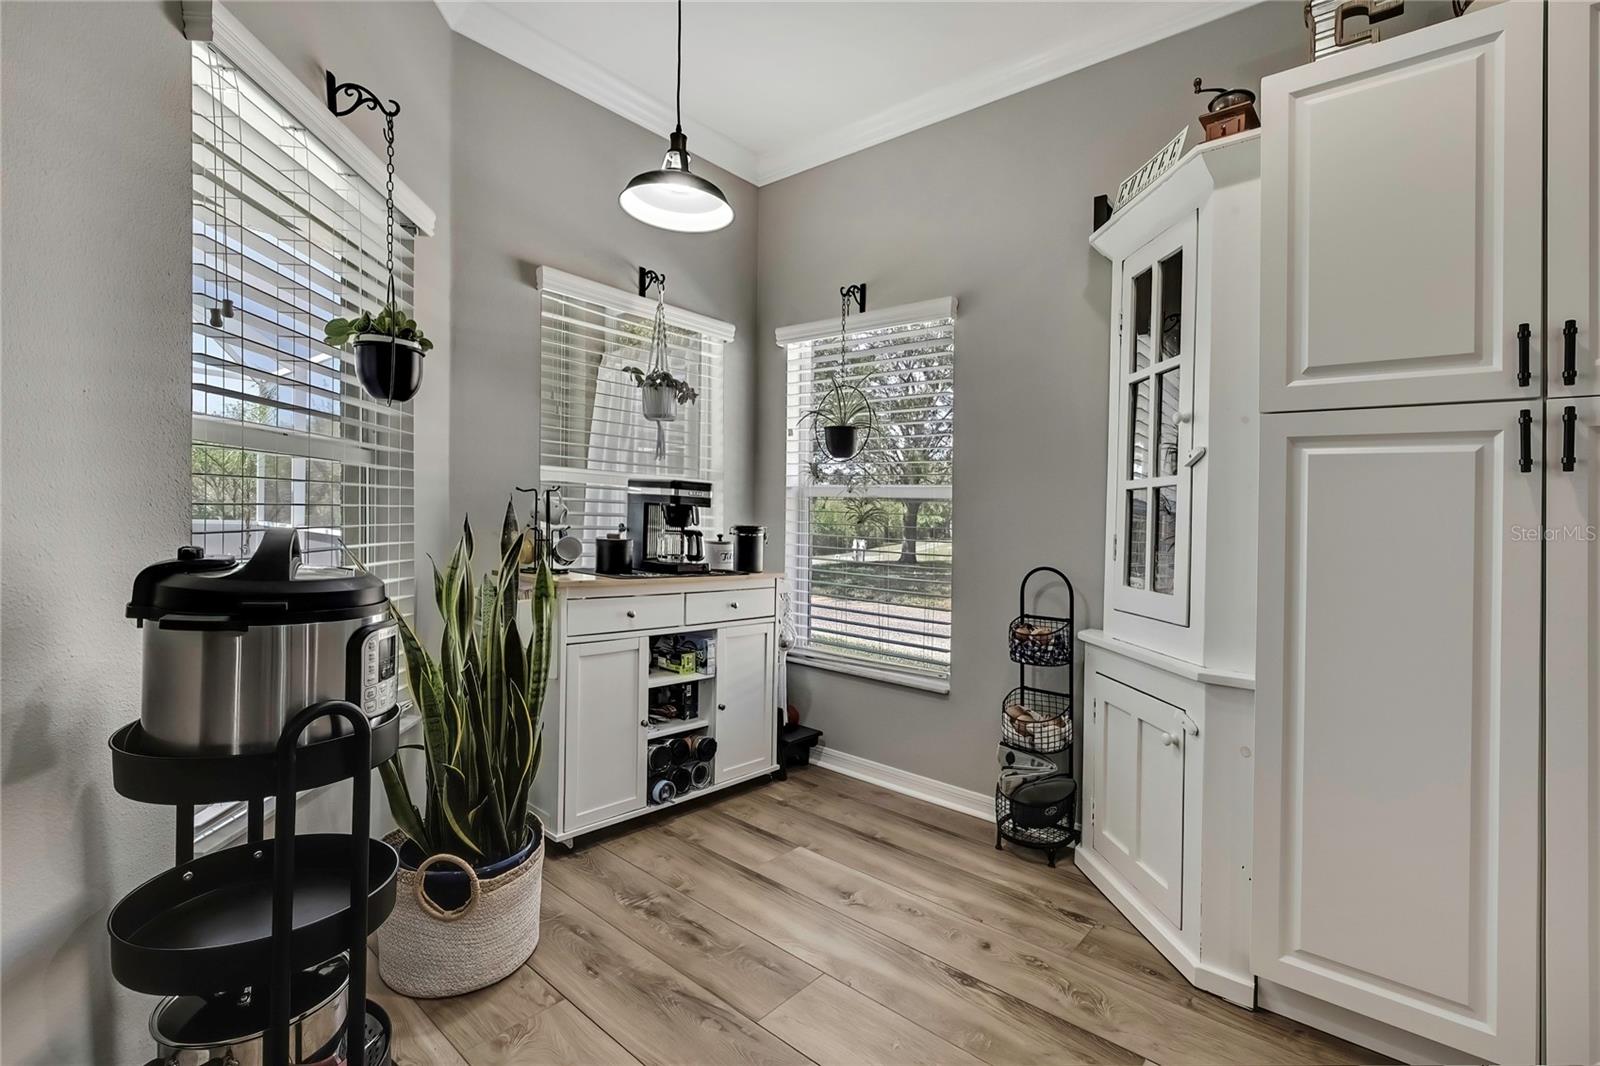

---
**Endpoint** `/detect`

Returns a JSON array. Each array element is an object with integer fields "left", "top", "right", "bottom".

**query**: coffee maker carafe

[{"left": 627, "top": 479, "right": 712, "bottom": 574}]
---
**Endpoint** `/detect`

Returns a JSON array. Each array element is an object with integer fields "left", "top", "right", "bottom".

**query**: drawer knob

[
  {"left": 626, "top": 609, "right": 637, "bottom": 619},
  {"left": 730, "top": 601, "right": 740, "bottom": 609}
]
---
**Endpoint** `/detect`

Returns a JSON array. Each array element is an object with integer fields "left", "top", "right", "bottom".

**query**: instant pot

[{"left": 127, "top": 527, "right": 399, "bottom": 754}]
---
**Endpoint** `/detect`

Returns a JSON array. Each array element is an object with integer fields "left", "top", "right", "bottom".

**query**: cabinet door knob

[
  {"left": 1160, "top": 732, "right": 1179, "bottom": 747},
  {"left": 717, "top": 703, "right": 727, "bottom": 711},
  {"left": 625, "top": 609, "right": 637, "bottom": 619},
  {"left": 641, "top": 719, "right": 649, "bottom": 728}
]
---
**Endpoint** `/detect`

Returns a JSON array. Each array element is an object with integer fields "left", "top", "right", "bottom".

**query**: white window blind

[
  {"left": 780, "top": 298, "right": 956, "bottom": 681},
  {"left": 190, "top": 43, "right": 416, "bottom": 616},
  {"left": 537, "top": 267, "right": 732, "bottom": 564}
]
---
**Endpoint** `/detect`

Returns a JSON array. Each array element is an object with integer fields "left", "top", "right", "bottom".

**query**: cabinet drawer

[
  {"left": 684, "top": 587, "right": 775, "bottom": 626},
  {"left": 568, "top": 594, "right": 683, "bottom": 636}
]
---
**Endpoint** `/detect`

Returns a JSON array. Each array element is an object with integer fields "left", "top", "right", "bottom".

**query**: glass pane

[
  {"left": 1154, "top": 485, "right": 1178, "bottom": 595},
  {"left": 1125, "top": 488, "right": 1148, "bottom": 590},
  {"left": 1128, "top": 377, "right": 1151, "bottom": 478},
  {"left": 1130, "top": 268, "right": 1153, "bottom": 371},
  {"left": 1159, "top": 250, "right": 1183, "bottom": 361},
  {"left": 1156, "top": 369, "right": 1180, "bottom": 476}
]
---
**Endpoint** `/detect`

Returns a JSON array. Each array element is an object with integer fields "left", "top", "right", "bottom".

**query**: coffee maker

[{"left": 627, "top": 478, "right": 711, "bottom": 574}]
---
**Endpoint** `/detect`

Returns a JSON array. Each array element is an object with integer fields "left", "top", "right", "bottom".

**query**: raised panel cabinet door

[
  {"left": 1544, "top": 397, "right": 1600, "bottom": 1065},
  {"left": 1087, "top": 673, "right": 1186, "bottom": 928},
  {"left": 1549, "top": 1, "right": 1600, "bottom": 399},
  {"left": 1259, "top": 0, "right": 1543, "bottom": 412},
  {"left": 1254, "top": 401, "right": 1541, "bottom": 1062},
  {"left": 713, "top": 623, "right": 774, "bottom": 783},
  {"left": 563, "top": 636, "right": 647, "bottom": 831}
]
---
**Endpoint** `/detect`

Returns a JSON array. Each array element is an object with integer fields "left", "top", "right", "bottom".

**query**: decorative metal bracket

[
  {"left": 841, "top": 283, "right": 867, "bottom": 315},
  {"left": 639, "top": 268, "right": 667, "bottom": 299},
  {"left": 325, "top": 71, "right": 400, "bottom": 120}
]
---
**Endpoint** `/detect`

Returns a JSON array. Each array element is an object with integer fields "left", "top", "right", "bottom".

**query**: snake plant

[{"left": 379, "top": 501, "right": 556, "bottom": 864}]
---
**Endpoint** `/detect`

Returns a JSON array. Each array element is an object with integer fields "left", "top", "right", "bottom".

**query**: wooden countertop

[{"left": 518, "top": 570, "right": 782, "bottom": 597}]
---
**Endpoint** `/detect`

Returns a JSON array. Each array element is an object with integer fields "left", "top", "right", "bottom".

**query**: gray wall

[
  {"left": 754, "top": 3, "right": 1306, "bottom": 796},
  {"left": 449, "top": 33, "right": 761, "bottom": 542},
  {"left": 0, "top": 3, "right": 452, "bottom": 1062}
]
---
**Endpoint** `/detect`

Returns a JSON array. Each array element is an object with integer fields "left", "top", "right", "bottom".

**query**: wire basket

[
  {"left": 1000, "top": 685, "right": 1072, "bottom": 753},
  {"left": 1008, "top": 614, "right": 1073, "bottom": 667},
  {"left": 995, "top": 782, "right": 1077, "bottom": 867}
]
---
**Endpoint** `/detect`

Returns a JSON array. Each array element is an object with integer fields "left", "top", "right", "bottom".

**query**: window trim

[{"left": 778, "top": 297, "right": 957, "bottom": 684}]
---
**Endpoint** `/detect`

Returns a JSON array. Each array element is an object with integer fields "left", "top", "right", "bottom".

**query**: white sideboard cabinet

[
  {"left": 517, "top": 574, "right": 783, "bottom": 843},
  {"left": 1079, "top": 131, "right": 1262, "bottom": 1008}
]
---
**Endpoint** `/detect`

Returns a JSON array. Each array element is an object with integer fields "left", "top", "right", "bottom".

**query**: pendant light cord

[{"left": 675, "top": 0, "right": 683, "bottom": 133}]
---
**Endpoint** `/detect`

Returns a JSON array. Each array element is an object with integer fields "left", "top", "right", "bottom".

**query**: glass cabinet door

[{"left": 1112, "top": 219, "right": 1195, "bottom": 626}]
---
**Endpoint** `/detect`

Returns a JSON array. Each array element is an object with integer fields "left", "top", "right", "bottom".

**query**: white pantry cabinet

[
  {"left": 1079, "top": 131, "right": 1261, "bottom": 1008},
  {"left": 1259, "top": 0, "right": 1544, "bottom": 411},
  {"left": 1254, "top": 402, "right": 1542, "bottom": 1063},
  {"left": 1548, "top": 0, "right": 1600, "bottom": 400},
  {"left": 518, "top": 575, "right": 782, "bottom": 843}
]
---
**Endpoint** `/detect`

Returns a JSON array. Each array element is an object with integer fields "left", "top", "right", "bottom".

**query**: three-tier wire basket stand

[{"left": 995, "top": 566, "right": 1079, "bottom": 867}]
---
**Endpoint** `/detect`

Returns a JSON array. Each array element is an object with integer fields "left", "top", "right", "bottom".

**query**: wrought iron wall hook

[
  {"left": 639, "top": 267, "right": 667, "bottom": 299},
  {"left": 324, "top": 71, "right": 400, "bottom": 119},
  {"left": 841, "top": 283, "right": 867, "bottom": 315}
]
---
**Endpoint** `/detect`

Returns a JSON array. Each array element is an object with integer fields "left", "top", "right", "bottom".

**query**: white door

[
  {"left": 1108, "top": 219, "right": 1197, "bottom": 627},
  {"left": 1544, "top": 397, "right": 1600, "bottom": 1065},
  {"left": 1549, "top": 1, "right": 1600, "bottom": 399},
  {"left": 1087, "top": 673, "right": 1186, "bottom": 928},
  {"left": 563, "top": 636, "right": 647, "bottom": 831},
  {"left": 713, "top": 623, "right": 774, "bottom": 783},
  {"left": 1254, "top": 401, "right": 1541, "bottom": 1062},
  {"left": 1259, "top": 0, "right": 1543, "bottom": 411}
]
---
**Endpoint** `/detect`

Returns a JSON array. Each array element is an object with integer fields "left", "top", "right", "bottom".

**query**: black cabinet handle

[
  {"left": 1563, "top": 406, "right": 1577, "bottom": 473},
  {"left": 1518, "top": 409, "right": 1533, "bottom": 473},
  {"left": 1517, "top": 323, "right": 1532, "bottom": 388},
  {"left": 1563, "top": 319, "right": 1579, "bottom": 387}
]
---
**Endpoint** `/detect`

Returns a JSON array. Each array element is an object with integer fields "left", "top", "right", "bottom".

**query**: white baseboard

[{"left": 810, "top": 745, "right": 993, "bottom": 822}]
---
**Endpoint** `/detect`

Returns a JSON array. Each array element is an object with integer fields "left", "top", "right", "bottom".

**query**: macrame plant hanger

[{"left": 643, "top": 279, "right": 673, "bottom": 461}]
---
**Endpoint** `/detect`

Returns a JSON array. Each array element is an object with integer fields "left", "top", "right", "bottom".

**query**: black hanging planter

[
  {"left": 822, "top": 424, "right": 863, "bottom": 460},
  {"left": 354, "top": 335, "right": 425, "bottom": 404}
]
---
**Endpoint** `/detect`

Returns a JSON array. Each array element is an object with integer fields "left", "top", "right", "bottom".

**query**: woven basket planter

[{"left": 376, "top": 827, "right": 543, "bottom": 998}]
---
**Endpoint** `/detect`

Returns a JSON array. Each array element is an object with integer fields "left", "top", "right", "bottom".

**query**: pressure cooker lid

[
  {"left": 128, "top": 527, "right": 388, "bottom": 626},
  {"left": 150, "top": 955, "right": 348, "bottom": 1048}
]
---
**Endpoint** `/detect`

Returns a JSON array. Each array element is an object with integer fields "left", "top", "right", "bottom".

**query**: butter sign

[{"left": 1113, "top": 128, "right": 1188, "bottom": 212}]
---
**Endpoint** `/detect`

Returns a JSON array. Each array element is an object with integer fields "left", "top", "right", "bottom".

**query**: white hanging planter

[{"left": 641, "top": 382, "right": 679, "bottom": 422}]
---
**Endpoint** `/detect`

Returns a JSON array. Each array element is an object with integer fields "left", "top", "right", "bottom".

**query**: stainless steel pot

[
  {"left": 149, "top": 955, "right": 348, "bottom": 1066},
  {"left": 128, "top": 529, "right": 398, "bottom": 754}
]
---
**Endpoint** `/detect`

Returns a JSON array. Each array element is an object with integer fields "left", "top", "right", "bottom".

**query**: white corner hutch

[{"left": 1078, "top": 130, "right": 1262, "bottom": 1008}]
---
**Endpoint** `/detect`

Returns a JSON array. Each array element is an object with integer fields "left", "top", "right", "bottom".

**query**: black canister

[
  {"left": 595, "top": 528, "right": 632, "bottom": 575},
  {"left": 731, "top": 525, "right": 766, "bottom": 573}
]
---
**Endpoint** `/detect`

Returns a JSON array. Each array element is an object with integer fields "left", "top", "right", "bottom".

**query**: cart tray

[
  {"left": 109, "top": 834, "right": 398, "bottom": 995},
  {"left": 110, "top": 704, "right": 400, "bottom": 805}
]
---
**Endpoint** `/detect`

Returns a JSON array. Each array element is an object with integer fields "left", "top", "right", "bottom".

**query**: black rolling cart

[
  {"left": 995, "top": 566, "right": 1079, "bottom": 867},
  {"left": 107, "top": 701, "right": 401, "bottom": 1065}
]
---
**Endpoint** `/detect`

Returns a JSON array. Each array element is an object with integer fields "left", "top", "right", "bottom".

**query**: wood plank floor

[{"left": 371, "top": 767, "right": 1388, "bottom": 1066}]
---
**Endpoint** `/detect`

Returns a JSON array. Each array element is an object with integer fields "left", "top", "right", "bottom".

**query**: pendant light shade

[
  {"left": 620, "top": 130, "right": 734, "bottom": 233},
  {"left": 619, "top": 0, "right": 734, "bottom": 233}
]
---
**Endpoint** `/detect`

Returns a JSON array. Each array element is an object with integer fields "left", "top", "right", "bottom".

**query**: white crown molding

[
  {"left": 435, "top": 1, "right": 1253, "bottom": 188},
  {"left": 751, "top": 0, "right": 1255, "bottom": 185},
  {"left": 197, "top": 2, "right": 437, "bottom": 235},
  {"left": 436, "top": 0, "right": 760, "bottom": 185}
]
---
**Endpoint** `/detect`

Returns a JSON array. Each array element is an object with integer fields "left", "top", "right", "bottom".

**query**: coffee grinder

[{"left": 626, "top": 478, "right": 711, "bottom": 574}]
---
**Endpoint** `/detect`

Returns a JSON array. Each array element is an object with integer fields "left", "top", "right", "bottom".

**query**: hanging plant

[
  {"left": 624, "top": 278, "right": 697, "bottom": 458},
  {"left": 324, "top": 74, "right": 431, "bottom": 404},
  {"left": 799, "top": 284, "right": 875, "bottom": 461}
]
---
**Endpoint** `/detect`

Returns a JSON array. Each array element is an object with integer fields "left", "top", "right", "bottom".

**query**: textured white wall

[{"left": 1, "top": 3, "right": 193, "bottom": 1061}]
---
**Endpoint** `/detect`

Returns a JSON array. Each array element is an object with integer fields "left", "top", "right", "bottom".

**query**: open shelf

[
  {"left": 648, "top": 669, "right": 713, "bottom": 688},
  {"left": 646, "top": 717, "right": 707, "bottom": 740}
]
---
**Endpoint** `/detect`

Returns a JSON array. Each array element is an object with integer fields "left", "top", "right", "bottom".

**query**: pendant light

[{"left": 619, "top": 0, "right": 734, "bottom": 233}]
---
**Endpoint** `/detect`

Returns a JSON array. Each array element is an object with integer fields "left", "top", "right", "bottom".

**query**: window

[
  {"left": 537, "top": 267, "right": 732, "bottom": 563},
  {"left": 780, "top": 298, "right": 956, "bottom": 686},
  {"left": 190, "top": 43, "right": 416, "bottom": 616}
]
